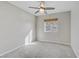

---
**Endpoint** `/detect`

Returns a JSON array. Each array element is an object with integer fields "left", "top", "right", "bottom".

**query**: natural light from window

[{"left": 25, "top": 30, "right": 33, "bottom": 45}]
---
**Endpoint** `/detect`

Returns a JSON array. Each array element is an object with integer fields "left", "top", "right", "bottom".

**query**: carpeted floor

[{"left": 0, "top": 42, "right": 76, "bottom": 58}]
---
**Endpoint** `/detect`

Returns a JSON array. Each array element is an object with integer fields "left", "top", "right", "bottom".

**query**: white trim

[
  {"left": 0, "top": 44, "right": 24, "bottom": 56},
  {"left": 71, "top": 44, "right": 78, "bottom": 58},
  {"left": 38, "top": 40, "right": 70, "bottom": 46}
]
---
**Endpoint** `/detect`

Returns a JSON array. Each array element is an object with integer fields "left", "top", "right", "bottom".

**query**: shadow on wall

[{"left": 25, "top": 30, "right": 33, "bottom": 45}]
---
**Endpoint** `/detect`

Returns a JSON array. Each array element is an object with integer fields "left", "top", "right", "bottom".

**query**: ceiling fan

[{"left": 29, "top": 1, "right": 55, "bottom": 15}]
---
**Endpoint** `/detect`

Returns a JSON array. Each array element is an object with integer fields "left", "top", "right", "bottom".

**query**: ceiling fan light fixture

[
  {"left": 40, "top": 8, "right": 45, "bottom": 14},
  {"left": 39, "top": 1, "right": 45, "bottom": 14}
]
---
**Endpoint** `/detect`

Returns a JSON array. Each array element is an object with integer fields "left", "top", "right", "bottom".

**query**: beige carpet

[{"left": 0, "top": 42, "right": 76, "bottom": 58}]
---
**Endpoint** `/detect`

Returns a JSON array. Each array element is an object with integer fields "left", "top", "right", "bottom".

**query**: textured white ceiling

[{"left": 8, "top": 1, "right": 77, "bottom": 16}]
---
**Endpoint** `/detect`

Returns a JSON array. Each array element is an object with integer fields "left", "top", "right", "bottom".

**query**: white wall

[
  {"left": 37, "top": 11, "right": 71, "bottom": 45},
  {"left": 71, "top": 2, "right": 79, "bottom": 57},
  {"left": 0, "top": 2, "right": 35, "bottom": 55}
]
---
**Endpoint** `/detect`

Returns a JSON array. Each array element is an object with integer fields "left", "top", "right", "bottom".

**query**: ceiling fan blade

[
  {"left": 35, "top": 10, "right": 39, "bottom": 14},
  {"left": 29, "top": 7, "right": 40, "bottom": 9},
  {"left": 45, "top": 7, "right": 55, "bottom": 10}
]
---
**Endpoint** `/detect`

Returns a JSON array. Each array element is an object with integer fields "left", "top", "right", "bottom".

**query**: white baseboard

[
  {"left": 0, "top": 44, "right": 24, "bottom": 56},
  {"left": 71, "top": 45, "right": 79, "bottom": 58},
  {"left": 38, "top": 40, "right": 70, "bottom": 46}
]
